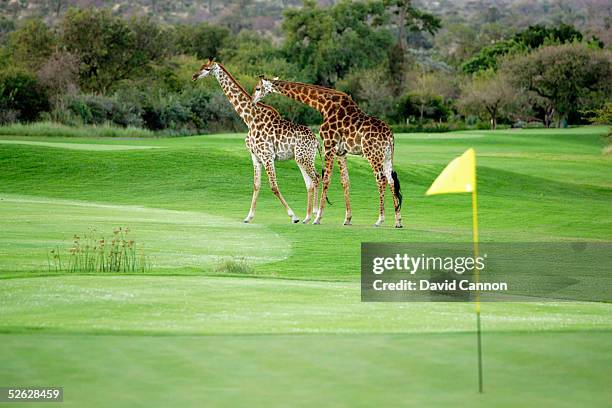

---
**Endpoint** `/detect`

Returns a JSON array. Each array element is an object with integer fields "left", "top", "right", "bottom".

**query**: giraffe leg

[
  {"left": 297, "top": 160, "right": 316, "bottom": 224},
  {"left": 383, "top": 155, "right": 403, "bottom": 228},
  {"left": 313, "top": 145, "right": 336, "bottom": 225},
  {"left": 337, "top": 154, "right": 352, "bottom": 225},
  {"left": 244, "top": 153, "right": 261, "bottom": 223},
  {"left": 263, "top": 159, "right": 299, "bottom": 223},
  {"left": 374, "top": 170, "right": 387, "bottom": 227},
  {"left": 365, "top": 155, "right": 387, "bottom": 227},
  {"left": 311, "top": 166, "right": 320, "bottom": 224}
]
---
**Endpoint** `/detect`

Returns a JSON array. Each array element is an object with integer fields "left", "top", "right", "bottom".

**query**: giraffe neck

[
  {"left": 213, "top": 64, "right": 256, "bottom": 125},
  {"left": 271, "top": 80, "right": 349, "bottom": 117}
]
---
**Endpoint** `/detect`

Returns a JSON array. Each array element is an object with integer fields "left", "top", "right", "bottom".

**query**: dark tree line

[{"left": 0, "top": 1, "right": 610, "bottom": 133}]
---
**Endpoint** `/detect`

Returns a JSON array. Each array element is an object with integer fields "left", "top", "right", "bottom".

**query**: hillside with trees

[{"left": 0, "top": 0, "right": 610, "bottom": 134}]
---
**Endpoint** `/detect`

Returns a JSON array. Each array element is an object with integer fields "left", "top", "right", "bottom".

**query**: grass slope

[{"left": 0, "top": 126, "right": 610, "bottom": 407}]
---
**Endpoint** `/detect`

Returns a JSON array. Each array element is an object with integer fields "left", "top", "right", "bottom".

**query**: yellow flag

[{"left": 426, "top": 148, "right": 476, "bottom": 195}]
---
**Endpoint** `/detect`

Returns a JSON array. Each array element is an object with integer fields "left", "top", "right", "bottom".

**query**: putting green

[
  {"left": 0, "top": 275, "right": 610, "bottom": 334},
  {"left": 0, "top": 195, "right": 289, "bottom": 273},
  {"left": 0, "top": 275, "right": 610, "bottom": 407}
]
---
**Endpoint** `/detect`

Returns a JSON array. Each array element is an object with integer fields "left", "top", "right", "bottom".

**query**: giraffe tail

[
  {"left": 391, "top": 170, "right": 403, "bottom": 210},
  {"left": 317, "top": 142, "right": 332, "bottom": 205}
]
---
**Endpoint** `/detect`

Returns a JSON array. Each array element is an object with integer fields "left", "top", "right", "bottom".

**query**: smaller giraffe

[{"left": 193, "top": 59, "right": 321, "bottom": 224}]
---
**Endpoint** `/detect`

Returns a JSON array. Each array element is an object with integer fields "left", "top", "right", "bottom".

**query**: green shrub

[
  {"left": 68, "top": 94, "right": 112, "bottom": 125},
  {"left": 394, "top": 92, "right": 453, "bottom": 124},
  {"left": 0, "top": 68, "right": 49, "bottom": 123},
  {"left": 141, "top": 94, "right": 188, "bottom": 131},
  {"left": 67, "top": 93, "right": 144, "bottom": 128},
  {"left": 194, "top": 91, "right": 245, "bottom": 133},
  {"left": 142, "top": 88, "right": 245, "bottom": 134},
  {"left": 214, "top": 257, "right": 255, "bottom": 275}
]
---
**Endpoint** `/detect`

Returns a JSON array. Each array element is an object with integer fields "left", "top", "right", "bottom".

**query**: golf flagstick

[
  {"left": 426, "top": 148, "right": 483, "bottom": 393},
  {"left": 472, "top": 162, "right": 483, "bottom": 394}
]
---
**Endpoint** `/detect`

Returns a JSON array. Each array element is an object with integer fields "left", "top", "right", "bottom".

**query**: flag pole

[
  {"left": 472, "top": 159, "right": 483, "bottom": 394},
  {"left": 425, "top": 148, "right": 482, "bottom": 392}
]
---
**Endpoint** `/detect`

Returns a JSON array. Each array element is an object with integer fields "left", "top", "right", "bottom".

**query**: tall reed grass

[{"left": 47, "top": 227, "right": 151, "bottom": 273}]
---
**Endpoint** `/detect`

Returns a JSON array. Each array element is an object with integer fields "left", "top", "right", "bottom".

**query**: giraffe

[
  {"left": 252, "top": 78, "right": 403, "bottom": 228},
  {"left": 193, "top": 59, "right": 321, "bottom": 224}
]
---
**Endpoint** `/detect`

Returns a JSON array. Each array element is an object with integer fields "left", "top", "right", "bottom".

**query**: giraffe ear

[
  {"left": 208, "top": 56, "right": 214, "bottom": 63},
  {"left": 258, "top": 74, "right": 265, "bottom": 79}
]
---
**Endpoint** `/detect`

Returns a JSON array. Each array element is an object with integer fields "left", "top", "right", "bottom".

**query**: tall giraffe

[
  {"left": 252, "top": 78, "right": 403, "bottom": 228},
  {"left": 193, "top": 60, "right": 321, "bottom": 224}
]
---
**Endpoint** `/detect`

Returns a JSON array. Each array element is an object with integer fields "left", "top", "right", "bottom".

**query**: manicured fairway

[{"left": 0, "top": 127, "right": 610, "bottom": 407}]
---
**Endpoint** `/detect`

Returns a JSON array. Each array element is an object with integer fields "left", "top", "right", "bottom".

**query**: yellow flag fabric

[{"left": 426, "top": 148, "right": 476, "bottom": 195}]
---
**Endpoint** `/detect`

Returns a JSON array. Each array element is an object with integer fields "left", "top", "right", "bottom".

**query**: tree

[
  {"left": 174, "top": 23, "right": 230, "bottom": 60},
  {"left": 9, "top": 19, "right": 56, "bottom": 71},
  {"left": 59, "top": 8, "right": 169, "bottom": 93},
  {"left": 219, "top": 31, "right": 303, "bottom": 80},
  {"left": 37, "top": 50, "right": 80, "bottom": 115},
  {"left": 461, "top": 39, "right": 527, "bottom": 74},
  {"left": 435, "top": 23, "right": 479, "bottom": 67},
  {"left": 394, "top": 70, "right": 455, "bottom": 123},
  {"left": 410, "top": 72, "right": 445, "bottom": 122},
  {"left": 461, "top": 23, "right": 600, "bottom": 74},
  {"left": 383, "top": 0, "right": 441, "bottom": 51},
  {"left": 458, "top": 71, "right": 521, "bottom": 130},
  {"left": 585, "top": 102, "right": 612, "bottom": 125},
  {"left": 515, "top": 23, "right": 583, "bottom": 49},
  {"left": 503, "top": 43, "right": 612, "bottom": 127},
  {"left": 382, "top": 0, "right": 440, "bottom": 90},
  {"left": 349, "top": 68, "right": 395, "bottom": 120},
  {"left": 282, "top": 0, "right": 393, "bottom": 85}
]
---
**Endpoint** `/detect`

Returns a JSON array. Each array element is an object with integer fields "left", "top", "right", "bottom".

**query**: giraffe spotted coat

[
  {"left": 253, "top": 79, "right": 402, "bottom": 228},
  {"left": 193, "top": 61, "right": 321, "bottom": 223}
]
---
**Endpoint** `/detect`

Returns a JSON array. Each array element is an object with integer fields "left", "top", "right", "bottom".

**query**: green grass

[
  {"left": 0, "top": 121, "right": 155, "bottom": 138},
  {"left": 0, "top": 126, "right": 610, "bottom": 407}
]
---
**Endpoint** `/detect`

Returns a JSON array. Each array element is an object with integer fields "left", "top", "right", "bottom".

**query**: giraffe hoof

[
  {"left": 395, "top": 224, "right": 404, "bottom": 229},
  {"left": 292, "top": 218, "right": 300, "bottom": 224},
  {"left": 313, "top": 219, "right": 321, "bottom": 225},
  {"left": 302, "top": 218, "right": 311, "bottom": 224},
  {"left": 343, "top": 221, "right": 352, "bottom": 226},
  {"left": 243, "top": 219, "right": 252, "bottom": 224}
]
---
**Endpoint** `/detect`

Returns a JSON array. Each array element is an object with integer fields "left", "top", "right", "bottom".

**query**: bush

[
  {"left": 0, "top": 69, "right": 49, "bottom": 123},
  {"left": 196, "top": 91, "right": 245, "bottom": 133},
  {"left": 67, "top": 93, "right": 144, "bottom": 128},
  {"left": 395, "top": 92, "right": 453, "bottom": 124},
  {"left": 142, "top": 93, "right": 189, "bottom": 131},
  {"left": 214, "top": 257, "right": 254, "bottom": 274}
]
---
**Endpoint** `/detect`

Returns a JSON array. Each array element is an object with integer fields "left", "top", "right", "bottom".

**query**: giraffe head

[
  {"left": 192, "top": 58, "right": 218, "bottom": 81},
  {"left": 252, "top": 75, "right": 275, "bottom": 105}
]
